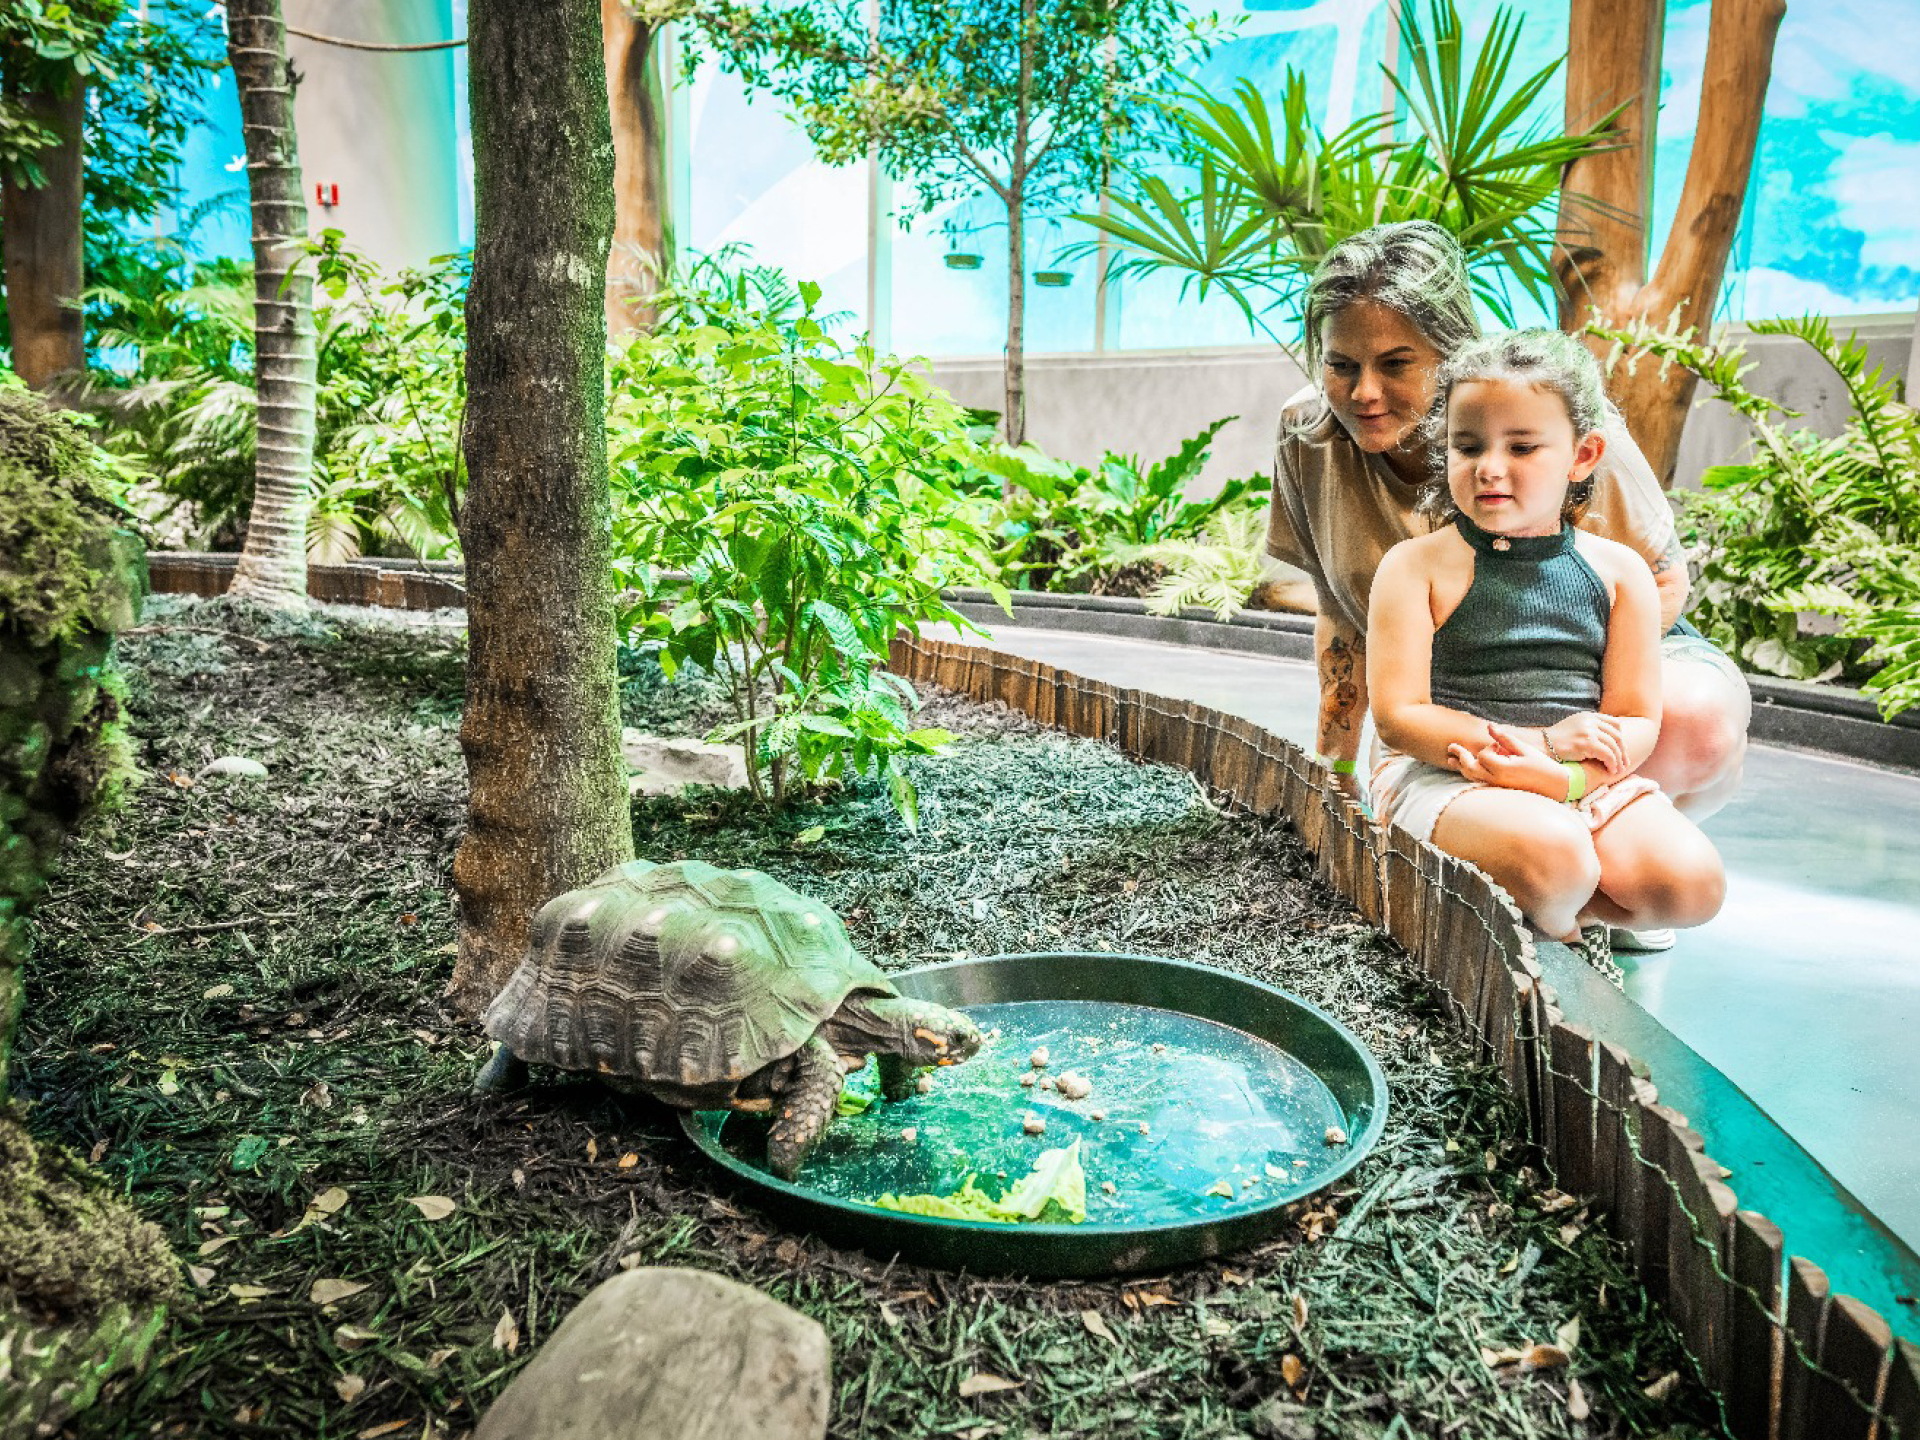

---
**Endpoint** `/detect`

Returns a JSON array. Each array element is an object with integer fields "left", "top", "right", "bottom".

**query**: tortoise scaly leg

[
  {"left": 472, "top": 1043, "right": 529, "bottom": 1095},
  {"left": 767, "top": 1035, "right": 843, "bottom": 1180}
]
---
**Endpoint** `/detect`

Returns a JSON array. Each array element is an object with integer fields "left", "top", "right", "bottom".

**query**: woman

[{"left": 1263, "top": 221, "right": 1750, "bottom": 950}]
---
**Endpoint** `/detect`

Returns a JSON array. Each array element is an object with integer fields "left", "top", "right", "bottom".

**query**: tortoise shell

[{"left": 481, "top": 858, "right": 895, "bottom": 1097}]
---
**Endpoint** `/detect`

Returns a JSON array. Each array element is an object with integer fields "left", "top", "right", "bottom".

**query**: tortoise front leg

[{"left": 767, "top": 1035, "right": 844, "bottom": 1181}]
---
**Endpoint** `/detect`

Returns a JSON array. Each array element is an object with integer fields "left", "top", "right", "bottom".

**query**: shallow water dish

[{"left": 680, "top": 952, "right": 1389, "bottom": 1276}]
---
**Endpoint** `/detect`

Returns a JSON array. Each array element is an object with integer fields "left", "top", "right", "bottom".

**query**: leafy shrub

[
  {"left": 1591, "top": 314, "right": 1920, "bottom": 719},
  {"left": 311, "top": 233, "right": 469, "bottom": 561},
  {"left": 970, "top": 417, "right": 1265, "bottom": 592},
  {"left": 607, "top": 274, "right": 1005, "bottom": 824}
]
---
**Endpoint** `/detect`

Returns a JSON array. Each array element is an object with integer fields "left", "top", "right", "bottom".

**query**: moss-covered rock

[
  {"left": 0, "top": 384, "right": 171, "bottom": 1437},
  {"left": 0, "top": 1108, "right": 178, "bottom": 1438},
  {"left": 0, "top": 386, "right": 146, "bottom": 1089}
]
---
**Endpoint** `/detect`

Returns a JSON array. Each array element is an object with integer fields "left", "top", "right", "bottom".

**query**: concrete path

[{"left": 930, "top": 622, "right": 1920, "bottom": 1264}]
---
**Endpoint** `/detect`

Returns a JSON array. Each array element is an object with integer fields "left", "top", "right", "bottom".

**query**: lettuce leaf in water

[{"left": 871, "top": 1140, "right": 1088, "bottom": 1224}]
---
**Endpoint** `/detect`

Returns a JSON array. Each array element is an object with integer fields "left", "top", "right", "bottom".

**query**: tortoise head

[{"left": 833, "top": 992, "right": 982, "bottom": 1068}]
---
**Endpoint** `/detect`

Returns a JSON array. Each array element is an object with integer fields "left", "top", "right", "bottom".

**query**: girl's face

[
  {"left": 1319, "top": 299, "right": 1445, "bottom": 466},
  {"left": 1445, "top": 378, "right": 1605, "bottom": 537}
]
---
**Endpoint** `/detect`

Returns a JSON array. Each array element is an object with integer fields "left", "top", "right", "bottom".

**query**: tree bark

[
  {"left": 1002, "top": 0, "right": 1035, "bottom": 448},
  {"left": 225, "top": 0, "right": 317, "bottom": 606},
  {"left": 602, "top": 0, "right": 669, "bottom": 335},
  {"left": 0, "top": 80, "right": 86, "bottom": 390},
  {"left": 1556, "top": 0, "right": 1785, "bottom": 484},
  {"left": 452, "top": 0, "right": 633, "bottom": 1017}
]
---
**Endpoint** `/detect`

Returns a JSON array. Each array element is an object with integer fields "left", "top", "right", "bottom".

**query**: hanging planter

[
  {"left": 1032, "top": 270, "right": 1073, "bottom": 288},
  {"left": 944, "top": 252, "right": 984, "bottom": 271}
]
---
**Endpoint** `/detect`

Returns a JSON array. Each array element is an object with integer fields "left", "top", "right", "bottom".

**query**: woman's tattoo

[
  {"left": 1319, "top": 632, "right": 1363, "bottom": 739},
  {"left": 1650, "top": 535, "right": 1684, "bottom": 578}
]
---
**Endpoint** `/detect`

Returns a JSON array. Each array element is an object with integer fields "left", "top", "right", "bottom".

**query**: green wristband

[
  {"left": 1313, "top": 754, "right": 1358, "bottom": 776},
  {"left": 1562, "top": 761, "right": 1587, "bottom": 804}
]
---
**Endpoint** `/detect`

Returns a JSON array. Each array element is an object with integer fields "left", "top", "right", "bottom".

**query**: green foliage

[
  {"left": 653, "top": 0, "right": 1219, "bottom": 441},
  {"left": 607, "top": 271, "right": 1004, "bottom": 824},
  {"left": 80, "top": 233, "right": 470, "bottom": 558},
  {"left": 1590, "top": 313, "right": 1920, "bottom": 719},
  {"left": 970, "top": 418, "right": 1265, "bottom": 590},
  {"left": 1133, "top": 503, "right": 1272, "bottom": 621},
  {"left": 1076, "top": 0, "right": 1623, "bottom": 346},
  {"left": 310, "top": 233, "right": 470, "bottom": 561},
  {"left": 0, "top": 1, "right": 226, "bottom": 354}
]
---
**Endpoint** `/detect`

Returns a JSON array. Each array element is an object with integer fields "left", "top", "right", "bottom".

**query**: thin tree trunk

[
  {"left": 1002, "top": 0, "right": 1035, "bottom": 447},
  {"left": 0, "top": 80, "right": 86, "bottom": 390},
  {"left": 225, "top": 0, "right": 317, "bottom": 606},
  {"left": 1556, "top": 0, "right": 1784, "bottom": 484},
  {"left": 603, "top": 0, "right": 668, "bottom": 335},
  {"left": 451, "top": 0, "right": 633, "bottom": 1017}
]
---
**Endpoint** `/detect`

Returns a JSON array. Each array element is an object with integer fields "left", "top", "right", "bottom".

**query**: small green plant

[
  {"left": 1132, "top": 504, "right": 1272, "bottom": 621},
  {"left": 1590, "top": 313, "right": 1920, "bottom": 719},
  {"left": 608, "top": 273, "right": 1006, "bottom": 824},
  {"left": 971, "top": 418, "right": 1264, "bottom": 591}
]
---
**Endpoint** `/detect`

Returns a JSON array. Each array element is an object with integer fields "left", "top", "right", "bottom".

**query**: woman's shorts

[{"left": 1370, "top": 751, "right": 1666, "bottom": 845}]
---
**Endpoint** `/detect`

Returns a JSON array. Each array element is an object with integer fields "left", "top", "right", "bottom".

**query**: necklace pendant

[{"left": 1491, "top": 536, "right": 1511, "bottom": 552}]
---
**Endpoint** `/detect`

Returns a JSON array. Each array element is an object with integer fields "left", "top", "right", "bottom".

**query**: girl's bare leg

[
  {"left": 1431, "top": 788, "right": 1601, "bottom": 940},
  {"left": 1584, "top": 797, "right": 1726, "bottom": 931}
]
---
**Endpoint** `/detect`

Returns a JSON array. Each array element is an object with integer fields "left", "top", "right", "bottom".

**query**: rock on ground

[
  {"left": 473, "top": 1266, "right": 830, "bottom": 1440},
  {"left": 621, "top": 731, "right": 749, "bottom": 797}
]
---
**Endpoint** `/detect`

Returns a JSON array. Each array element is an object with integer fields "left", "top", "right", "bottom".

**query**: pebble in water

[
  {"left": 1022, "top": 1113, "right": 1047, "bottom": 1136},
  {"left": 1029, "top": 1047, "right": 1050, "bottom": 1069}
]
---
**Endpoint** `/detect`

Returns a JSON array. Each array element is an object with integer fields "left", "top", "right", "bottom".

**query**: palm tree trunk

[
  {"left": 1002, "top": 0, "right": 1036, "bottom": 447},
  {"left": 451, "top": 0, "right": 634, "bottom": 1017},
  {"left": 603, "top": 0, "right": 669, "bottom": 335},
  {"left": 224, "top": 0, "right": 316, "bottom": 606},
  {"left": 0, "top": 79, "right": 86, "bottom": 390},
  {"left": 1556, "top": 0, "right": 1784, "bottom": 484}
]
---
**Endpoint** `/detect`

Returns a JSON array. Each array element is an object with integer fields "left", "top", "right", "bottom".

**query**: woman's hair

[
  {"left": 1423, "top": 328, "right": 1610, "bottom": 524},
  {"left": 1300, "top": 220, "right": 1481, "bottom": 374}
]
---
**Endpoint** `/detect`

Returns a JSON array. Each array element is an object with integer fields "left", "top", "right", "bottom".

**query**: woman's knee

[{"left": 1658, "top": 666, "right": 1751, "bottom": 781}]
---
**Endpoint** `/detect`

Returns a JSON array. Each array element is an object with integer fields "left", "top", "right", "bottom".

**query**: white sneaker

[{"left": 1609, "top": 926, "right": 1676, "bottom": 953}]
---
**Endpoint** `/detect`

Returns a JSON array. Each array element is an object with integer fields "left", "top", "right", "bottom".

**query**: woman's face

[{"left": 1319, "top": 299, "right": 1445, "bottom": 463}]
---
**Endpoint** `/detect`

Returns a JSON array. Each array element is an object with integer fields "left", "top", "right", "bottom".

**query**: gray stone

[
  {"left": 621, "top": 730, "right": 749, "bottom": 797},
  {"left": 473, "top": 1267, "right": 831, "bottom": 1440}
]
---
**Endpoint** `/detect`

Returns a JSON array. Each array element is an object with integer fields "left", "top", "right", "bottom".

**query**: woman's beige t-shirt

[{"left": 1264, "top": 389, "right": 1678, "bottom": 638}]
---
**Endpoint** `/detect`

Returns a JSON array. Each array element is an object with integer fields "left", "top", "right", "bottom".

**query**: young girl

[{"left": 1366, "top": 330, "right": 1725, "bottom": 959}]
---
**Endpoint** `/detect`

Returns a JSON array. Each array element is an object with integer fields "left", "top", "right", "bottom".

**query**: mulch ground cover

[{"left": 15, "top": 596, "right": 1726, "bottom": 1439}]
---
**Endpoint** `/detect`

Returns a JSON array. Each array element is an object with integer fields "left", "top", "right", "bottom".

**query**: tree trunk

[
  {"left": 1002, "top": 0, "right": 1036, "bottom": 448},
  {"left": 1556, "top": 0, "right": 1785, "bottom": 484},
  {"left": 602, "top": 0, "right": 669, "bottom": 336},
  {"left": 225, "top": 0, "right": 317, "bottom": 606},
  {"left": 451, "top": 0, "right": 633, "bottom": 1017},
  {"left": 0, "top": 80, "right": 86, "bottom": 390}
]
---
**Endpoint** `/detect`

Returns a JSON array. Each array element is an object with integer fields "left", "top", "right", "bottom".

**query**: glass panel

[{"left": 685, "top": 67, "right": 870, "bottom": 333}]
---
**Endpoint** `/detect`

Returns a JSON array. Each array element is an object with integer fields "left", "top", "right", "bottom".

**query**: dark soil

[{"left": 15, "top": 597, "right": 1723, "bottom": 1439}]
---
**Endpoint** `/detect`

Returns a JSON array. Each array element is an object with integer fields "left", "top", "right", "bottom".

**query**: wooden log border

[{"left": 890, "top": 632, "right": 1914, "bottom": 1440}]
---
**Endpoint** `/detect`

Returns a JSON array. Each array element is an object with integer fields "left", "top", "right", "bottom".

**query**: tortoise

[{"left": 474, "top": 858, "right": 982, "bottom": 1179}]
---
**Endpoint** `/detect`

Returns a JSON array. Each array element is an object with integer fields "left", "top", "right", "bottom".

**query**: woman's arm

[
  {"left": 1366, "top": 542, "right": 1513, "bottom": 768},
  {"left": 1593, "top": 545, "right": 1664, "bottom": 773},
  {"left": 1313, "top": 609, "right": 1367, "bottom": 767}
]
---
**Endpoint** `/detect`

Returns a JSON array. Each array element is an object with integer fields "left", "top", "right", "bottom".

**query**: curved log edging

[
  {"left": 146, "top": 552, "right": 465, "bottom": 611},
  {"left": 885, "top": 630, "right": 1920, "bottom": 1440}
]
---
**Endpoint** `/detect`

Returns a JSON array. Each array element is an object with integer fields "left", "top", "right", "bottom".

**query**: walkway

[{"left": 931, "top": 622, "right": 1920, "bottom": 1331}]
